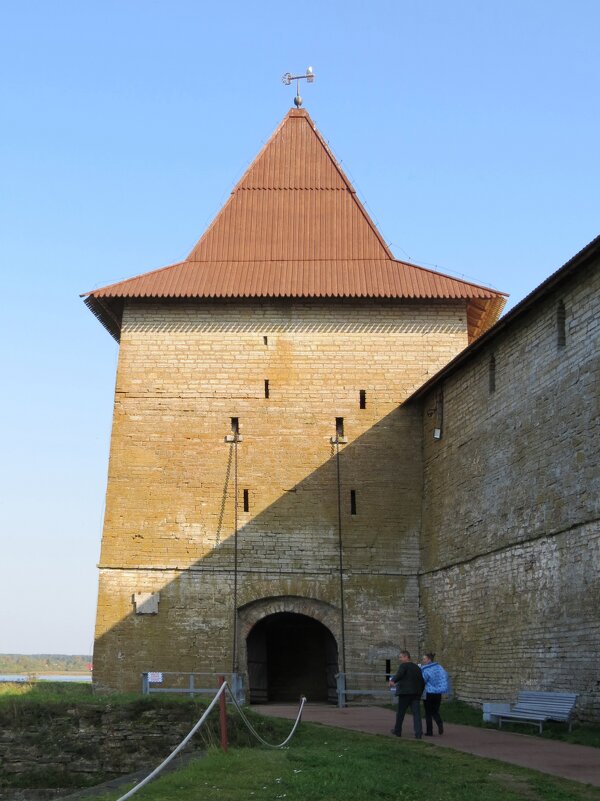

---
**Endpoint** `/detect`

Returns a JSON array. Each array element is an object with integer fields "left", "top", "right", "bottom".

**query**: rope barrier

[
  {"left": 227, "top": 689, "right": 306, "bottom": 749},
  {"left": 114, "top": 683, "right": 306, "bottom": 800}
]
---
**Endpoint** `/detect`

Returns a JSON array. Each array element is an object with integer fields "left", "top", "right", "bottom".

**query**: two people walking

[{"left": 389, "top": 650, "right": 449, "bottom": 738}]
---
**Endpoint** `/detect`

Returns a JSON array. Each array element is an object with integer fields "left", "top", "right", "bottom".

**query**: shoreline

[{"left": 0, "top": 672, "right": 92, "bottom": 682}]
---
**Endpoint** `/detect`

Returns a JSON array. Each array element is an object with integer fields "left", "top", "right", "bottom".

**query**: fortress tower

[{"left": 84, "top": 108, "right": 505, "bottom": 698}]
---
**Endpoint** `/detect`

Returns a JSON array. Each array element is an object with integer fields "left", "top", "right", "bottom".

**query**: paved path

[{"left": 252, "top": 703, "right": 600, "bottom": 787}]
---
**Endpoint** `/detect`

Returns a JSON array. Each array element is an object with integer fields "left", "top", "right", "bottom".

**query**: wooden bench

[{"left": 497, "top": 691, "right": 577, "bottom": 733}]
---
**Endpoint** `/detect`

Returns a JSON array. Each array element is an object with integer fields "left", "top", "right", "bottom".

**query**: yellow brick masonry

[{"left": 94, "top": 299, "right": 469, "bottom": 692}]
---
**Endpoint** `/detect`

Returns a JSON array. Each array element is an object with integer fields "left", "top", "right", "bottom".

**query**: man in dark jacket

[{"left": 389, "top": 650, "right": 425, "bottom": 738}]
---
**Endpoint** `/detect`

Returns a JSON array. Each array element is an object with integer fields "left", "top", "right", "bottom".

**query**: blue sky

[{"left": 1, "top": 0, "right": 598, "bottom": 654}]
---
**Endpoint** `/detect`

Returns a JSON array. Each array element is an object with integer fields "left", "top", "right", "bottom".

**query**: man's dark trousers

[{"left": 393, "top": 693, "right": 423, "bottom": 738}]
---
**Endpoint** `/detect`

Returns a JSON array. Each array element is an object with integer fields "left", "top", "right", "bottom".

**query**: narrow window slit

[
  {"left": 433, "top": 385, "right": 444, "bottom": 440},
  {"left": 336, "top": 417, "right": 344, "bottom": 438},
  {"left": 557, "top": 300, "right": 566, "bottom": 346},
  {"left": 489, "top": 356, "right": 496, "bottom": 394},
  {"left": 231, "top": 417, "right": 239, "bottom": 435},
  {"left": 263, "top": 336, "right": 268, "bottom": 346},
  {"left": 264, "top": 379, "right": 270, "bottom": 399},
  {"left": 350, "top": 489, "right": 357, "bottom": 516},
  {"left": 243, "top": 489, "right": 249, "bottom": 513},
  {"left": 359, "top": 389, "right": 366, "bottom": 409}
]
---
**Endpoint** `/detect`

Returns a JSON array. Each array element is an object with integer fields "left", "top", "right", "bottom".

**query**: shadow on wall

[{"left": 92, "top": 405, "right": 423, "bottom": 699}]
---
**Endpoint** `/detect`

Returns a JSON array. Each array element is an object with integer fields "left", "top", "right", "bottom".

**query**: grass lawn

[
  {"left": 94, "top": 719, "right": 600, "bottom": 801},
  {"left": 0, "top": 680, "right": 131, "bottom": 704},
  {"left": 4, "top": 684, "right": 597, "bottom": 748},
  {"left": 3, "top": 684, "right": 599, "bottom": 800}
]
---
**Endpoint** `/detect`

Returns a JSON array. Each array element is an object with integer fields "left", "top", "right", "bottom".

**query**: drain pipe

[
  {"left": 332, "top": 427, "right": 347, "bottom": 676},
  {"left": 225, "top": 422, "right": 242, "bottom": 674},
  {"left": 232, "top": 435, "right": 239, "bottom": 673}
]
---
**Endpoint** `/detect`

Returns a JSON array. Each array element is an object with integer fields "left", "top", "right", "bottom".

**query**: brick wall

[
  {"left": 418, "top": 256, "right": 600, "bottom": 719},
  {"left": 94, "top": 299, "right": 469, "bottom": 692}
]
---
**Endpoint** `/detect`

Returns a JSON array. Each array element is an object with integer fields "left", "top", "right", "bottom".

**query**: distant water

[{"left": 0, "top": 674, "right": 92, "bottom": 683}]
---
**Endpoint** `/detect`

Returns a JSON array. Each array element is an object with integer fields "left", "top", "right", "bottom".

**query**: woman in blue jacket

[{"left": 420, "top": 652, "right": 449, "bottom": 736}]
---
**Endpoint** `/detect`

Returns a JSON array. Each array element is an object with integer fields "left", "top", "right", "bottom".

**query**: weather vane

[{"left": 281, "top": 67, "right": 315, "bottom": 107}]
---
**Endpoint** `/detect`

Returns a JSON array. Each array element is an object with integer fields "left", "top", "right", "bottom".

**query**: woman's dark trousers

[
  {"left": 423, "top": 693, "right": 443, "bottom": 735},
  {"left": 393, "top": 693, "right": 423, "bottom": 738}
]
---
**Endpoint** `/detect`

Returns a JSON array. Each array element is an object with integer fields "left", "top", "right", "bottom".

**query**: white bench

[{"left": 496, "top": 691, "right": 577, "bottom": 734}]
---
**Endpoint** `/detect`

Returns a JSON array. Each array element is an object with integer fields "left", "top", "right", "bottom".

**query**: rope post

[
  {"left": 218, "top": 675, "right": 228, "bottom": 753},
  {"left": 113, "top": 684, "right": 305, "bottom": 800}
]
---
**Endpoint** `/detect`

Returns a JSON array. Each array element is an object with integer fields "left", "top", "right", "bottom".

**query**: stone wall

[
  {"left": 418, "top": 255, "right": 600, "bottom": 719},
  {"left": 94, "top": 299, "right": 469, "bottom": 692},
  {"left": 0, "top": 702, "right": 204, "bottom": 794},
  {"left": 0, "top": 698, "right": 281, "bottom": 798}
]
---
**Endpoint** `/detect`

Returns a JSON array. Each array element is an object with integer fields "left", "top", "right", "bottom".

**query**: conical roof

[
  {"left": 186, "top": 108, "right": 391, "bottom": 263},
  {"left": 83, "top": 108, "right": 507, "bottom": 341}
]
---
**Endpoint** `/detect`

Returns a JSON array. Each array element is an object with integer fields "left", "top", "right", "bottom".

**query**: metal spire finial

[{"left": 281, "top": 66, "right": 315, "bottom": 107}]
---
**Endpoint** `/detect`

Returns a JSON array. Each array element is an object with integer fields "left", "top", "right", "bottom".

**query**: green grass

[
  {"left": 0, "top": 681, "right": 284, "bottom": 746},
  {"left": 437, "top": 699, "right": 487, "bottom": 726},
  {"left": 0, "top": 681, "right": 288, "bottom": 789},
  {"left": 4, "top": 686, "right": 596, "bottom": 749},
  {"left": 3, "top": 685, "right": 598, "bottom": 799},
  {"left": 0, "top": 680, "right": 212, "bottom": 710},
  {"left": 94, "top": 721, "right": 600, "bottom": 801},
  {"left": 0, "top": 680, "right": 108, "bottom": 703}
]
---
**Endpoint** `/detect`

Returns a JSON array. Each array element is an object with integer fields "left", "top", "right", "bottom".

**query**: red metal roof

[
  {"left": 83, "top": 108, "right": 507, "bottom": 340},
  {"left": 89, "top": 258, "right": 502, "bottom": 301}
]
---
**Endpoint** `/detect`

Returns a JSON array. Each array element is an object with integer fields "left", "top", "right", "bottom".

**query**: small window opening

[
  {"left": 231, "top": 417, "right": 239, "bottom": 435},
  {"left": 433, "top": 384, "right": 444, "bottom": 440},
  {"left": 489, "top": 355, "right": 496, "bottom": 394},
  {"left": 263, "top": 336, "right": 268, "bottom": 346},
  {"left": 264, "top": 379, "right": 270, "bottom": 399},
  {"left": 359, "top": 389, "right": 366, "bottom": 409},
  {"left": 335, "top": 417, "right": 344, "bottom": 438},
  {"left": 350, "top": 489, "right": 357, "bottom": 516},
  {"left": 243, "top": 489, "right": 249, "bottom": 513},
  {"left": 557, "top": 300, "right": 566, "bottom": 346}
]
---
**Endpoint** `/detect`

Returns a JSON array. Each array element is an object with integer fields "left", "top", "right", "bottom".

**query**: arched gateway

[{"left": 239, "top": 597, "right": 340, "bottom": 703}]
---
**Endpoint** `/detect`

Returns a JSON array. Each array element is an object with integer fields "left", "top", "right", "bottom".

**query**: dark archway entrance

[{"left": 246, "top": 612, "right": 338, "bottom": 703}]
